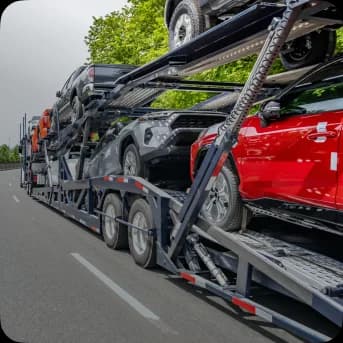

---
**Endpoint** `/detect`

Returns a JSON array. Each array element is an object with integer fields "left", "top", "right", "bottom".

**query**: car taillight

[
  {"left": 88, "top": 67, "right": 95, "bottom": 82},
  {"left": 33, "top": 175, "right": 38, "bottom": 184}
]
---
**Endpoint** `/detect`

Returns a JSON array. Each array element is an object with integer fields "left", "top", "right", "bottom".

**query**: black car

[
  {"left": 84, "top": 110, "right": 226, "bottom": 187},
  {"left": 165, "top": 0, "right": 340, "bottom": 69},
  {"left": 53, "top": 64, "right": 136, "bottom": 128}
]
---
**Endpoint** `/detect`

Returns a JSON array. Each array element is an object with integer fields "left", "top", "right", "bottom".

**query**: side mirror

[
  {"left": 113, "top": 122, "right": 125, "bottom": 135},
  {"left": 56, "top": 90, "right": 62, "bottom": 98},
  {"left": 259, "top": 100, "right": 281, "bottom": 127}
]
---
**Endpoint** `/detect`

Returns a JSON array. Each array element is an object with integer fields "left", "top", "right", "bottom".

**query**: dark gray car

[
  {"left": 165, "top": 0, "right": 339, "bottom": 70},
  {"left": 84, "top": 110, "right": 226, "bottom": 186},
  {"left": 53, "top": 64, "right": 136, "bottom": 128}
]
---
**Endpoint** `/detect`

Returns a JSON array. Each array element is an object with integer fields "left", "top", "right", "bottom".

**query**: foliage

[
  {"left": 85, "top": 1, "right": 343, "bottom": 109},
  {"left": 0, "top": 145, "right": 20, "bottom": 163},
  {"left": 85, "top": 0, "right": 168, "bottom": 65}
]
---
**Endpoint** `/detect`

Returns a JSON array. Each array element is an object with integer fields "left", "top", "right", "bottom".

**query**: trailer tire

[
  {"left": 102, "top": 193, "right": 128, "bottom": 249},
  {"left": 168, "top": 0, "right": 205, "bottom": 50},
  {"left": 201, "top": 163, "right": 251, "bottom": 231},
  {"left": 128, "top": 198, "right": 156, "bottom": 268},
  {"left": 280, "top": 30, "right": 336, "bottom": 70}
]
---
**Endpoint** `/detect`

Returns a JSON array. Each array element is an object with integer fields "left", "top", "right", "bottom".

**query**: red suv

[{"left": 190, "top": 56, "right": 343, "bottom": 235}]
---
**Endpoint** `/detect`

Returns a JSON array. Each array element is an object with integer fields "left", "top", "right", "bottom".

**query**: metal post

[
  {"left": 43, "top": 141, "right": 53, "bottom": 187},
  {"left": 169, "top": 0, "right": 305, "bottom": 259},
  {"left": 236, "top": 259, "right": 252, "bottom": 296},
  {"left": 76, "top": 118, "right": 91, "bottom": 180},
  {"left": 19, "top": 122, "right": 23, "bottom": 187}
]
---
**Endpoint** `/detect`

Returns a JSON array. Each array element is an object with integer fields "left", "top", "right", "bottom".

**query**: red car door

[{"left": 238, "top": 79, "right": 343, "bottom": 210}]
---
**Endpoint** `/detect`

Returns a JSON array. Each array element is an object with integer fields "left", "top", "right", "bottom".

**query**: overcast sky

[{"left": 0, "top": 0, "right": 127, "bottom": 146}]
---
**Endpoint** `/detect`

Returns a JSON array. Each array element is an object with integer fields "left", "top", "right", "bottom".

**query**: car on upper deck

[
  {"left": 165, "top": 0, "right": 341, "bottom": 70},
  {"left": 190, "top": 56, "right": 343, "bottom": 235},
  {"left": 53, "top": 64, "right": 136, "bottom": 128}
]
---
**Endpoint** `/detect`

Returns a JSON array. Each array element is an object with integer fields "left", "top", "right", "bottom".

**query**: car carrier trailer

[{"left": 20, "top": 1, "right": 343, "bottom": 341}]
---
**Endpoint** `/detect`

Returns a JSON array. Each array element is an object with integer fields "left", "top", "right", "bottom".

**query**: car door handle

[{"left": 307, "top": 131, "right": 337, "bottom": 140}]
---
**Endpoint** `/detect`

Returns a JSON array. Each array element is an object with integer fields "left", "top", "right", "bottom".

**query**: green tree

[
  {"left": 85, "top": 0, "right": 168, "bottom": 65},
  {"left": 0, "top": 145, "right": 20, "bottom": 163},
  {"left": 10, "top": 145, "right": 20, "bottom": 162},
  {"left": 0, "top": 144, "right": 11, "bottom": 163}
]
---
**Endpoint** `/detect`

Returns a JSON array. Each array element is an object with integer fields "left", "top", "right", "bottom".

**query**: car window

[
  {"left": 61, "top": 75, "right": 73, "bottom": 93},
  {"left": 70, "top": 66, "right": 85, "bottom": 84},
  {"left": 281, "top": 79, "right": 343, "bottom": 115}
]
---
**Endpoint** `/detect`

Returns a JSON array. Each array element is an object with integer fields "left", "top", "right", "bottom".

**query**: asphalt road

[{"left": 0, "top": 170, "right": 338, "bottom": 343}]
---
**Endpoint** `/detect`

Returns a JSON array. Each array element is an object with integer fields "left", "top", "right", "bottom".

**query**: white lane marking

[
  {"left": 330, "top": 152, "right": 338, "bottom": 171},
  {"left": 12, "top": 195, "right": 20, "bottom": 203},
  {"left": 71, "top": 253, "right": 178, "bottom": 335},
  {"left": 71, "top": 253, "right": 159, "bottom": 320}
]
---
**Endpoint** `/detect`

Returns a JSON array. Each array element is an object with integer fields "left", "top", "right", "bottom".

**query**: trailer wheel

[
  {"left": 201, "top": 163, "right": 251, "bottom": 231},
  {"left": 102, "top": 193, "right": 128, "bottom": 249},
  {"left": 122, "top": 144, "right": 143, "bottom": 177},
  {"left": 280, "top": 31, "right": 336, "bottom": 70},
  {"left": 168, "top": 0, "right": 205, "bottom": 50},
  {"left": 128, "top": 198, "right": 156, "bottom": 268}
]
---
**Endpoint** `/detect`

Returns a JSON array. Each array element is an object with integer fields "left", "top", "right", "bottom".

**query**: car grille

[{"left": 171, "top": 114, "right": 225, "bottom": 130}]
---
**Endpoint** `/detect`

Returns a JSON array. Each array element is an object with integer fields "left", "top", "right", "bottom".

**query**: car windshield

[{"left": 280, "top": 59, "right": 343, "bottom": 114}]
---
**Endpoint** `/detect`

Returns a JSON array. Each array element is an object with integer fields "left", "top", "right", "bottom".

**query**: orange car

[
  {"left": 31, "top": 126, "right": 39, "bottom": 153},
  {"left": 39, "top": 109, "right": 51, "bottom": 139}
]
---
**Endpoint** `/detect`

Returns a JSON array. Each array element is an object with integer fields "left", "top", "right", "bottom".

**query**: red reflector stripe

[
  {"left": 134, "top": 181, "right": 144, "bottom": 190},
  {"left": 212, "top": 152, "right": 229, "bottom": 177},
  {"left": 103, "top": 176, "right": 110, "bottom": 181},
  {"left": 232, "top": 297, "right": 256, "bottom": 314},
  {"left": 180, "top": 272, "right": 196, "bottom": 284},
  {"left": 116, "top": 177, "right": 124, "bottom": 183}
]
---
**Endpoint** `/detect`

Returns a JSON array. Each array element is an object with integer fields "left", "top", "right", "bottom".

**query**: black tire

[
  {"left": 102, "top": 193, "right": 128, "bottom": 249},
  {"left": 168, "top": 0, "right": 205, "bottom": 50},
  {"left": 201, "top": 163, "right": 251, "bottom": 231},
  {"left": 122, "top": 144, "right": 143, "bottom": 177},
  {"left": 71, "top": 96, "right": 83, "bottom": 123},
  {"left": 280, "top": 30, "right": 336, "bottom": 70},
  {"left": 128, "top": 198, "right": 156, "bottom": 268}
]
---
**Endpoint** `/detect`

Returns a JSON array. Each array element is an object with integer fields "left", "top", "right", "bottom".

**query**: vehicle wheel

[
  {"left": 102, "top": 193, "right": 128, "bottom": 249},
  {"left": 168, "top": 0, "right": 205, "bottom": 50},
  {"left": 280, "top": 30, "right": 336, "bottom": 70},
  {"left": 128, "top": 198, "right": 156, "bottom": 268},
  {"left": 201, "top": 163, "right": 251, "bottom": 231},
  {"left": 122, "top": 144, "right": 143, "bottom": 177},
  {"left": 71, "top": 97, "right": 83, "bottom": 124}
]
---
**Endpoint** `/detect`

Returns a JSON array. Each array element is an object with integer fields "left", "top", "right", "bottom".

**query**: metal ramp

[
  {"left": 165, "top": 188, "right": 343, "bottom": 328},
  {"left": 233, "top": 230, "right": 343, "bottom": 292},
  {"left": 203, "top": 225, "right": 343, "bottom": 327}
]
